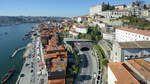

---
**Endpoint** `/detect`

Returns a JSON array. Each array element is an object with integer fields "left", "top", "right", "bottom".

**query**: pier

[{"left": 11, "top": 47, "right": 26, "bottom": 58}]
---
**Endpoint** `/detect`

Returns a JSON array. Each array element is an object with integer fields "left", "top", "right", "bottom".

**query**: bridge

[
  {"left": 11, "top": 47, "right": 26, "bottom": 58},
  {"left": 63, "top": 38, "right": 92, "bottom": 43}
]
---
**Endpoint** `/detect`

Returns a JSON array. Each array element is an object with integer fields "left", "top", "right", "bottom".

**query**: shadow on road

[
  {"left": 78, "top": 75, "right": 92, "bottom": 81},
  {"left": 80, "top": 54, "right": 88, "bottom": 68}
]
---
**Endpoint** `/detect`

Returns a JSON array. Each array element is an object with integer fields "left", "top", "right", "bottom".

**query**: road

[
  {"left": 16, "top": 27, "right": 48, "bottom": 84},
  {"left": 75, "top": 42, "right": 98, "bottom": 84}
]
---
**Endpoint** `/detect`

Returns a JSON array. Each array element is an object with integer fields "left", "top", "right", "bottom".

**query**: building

[
  {"left": 69, "top": 24, "right": 88, "bottom": 36},
  {"left": 40, "top": 28, "right": 68, "bottom": 84},
  {"left": 110, "top": 41, "right": 150, "bottom": 62},
  {"left": 93, "top": 21, "right": 108, "bottom": 28},
  {"left": 108, "top": 62, "right": 140, "bottom": 84},
  {"left": 40, "top": 30, "right": 50, "bottom": 46},
  {"left": 142, "top": 9, "right": 150, "bottom": 17},
  {"left": 103, "top": 33, "right": 115, "bottom": 41},
  {"left": 116, "top": 28, "right": 150, "bottom": 42},
  {"left": 90, "top": 3, "right": 104, "bottom": 16},
  {"left": 125, "top": 58, "right": 150, "bottom": 84},
  {"left": 114, "top": 4, "right": 126, "bottom": 10},
  {"left": 100, "top": 9, "right": 129, "bottom": 18},
  {"left": 69, "top": 28, "right": 79, "bottom": 36},
  {"left": 77, "top": 16, "right": 87, "bottom": 23}
]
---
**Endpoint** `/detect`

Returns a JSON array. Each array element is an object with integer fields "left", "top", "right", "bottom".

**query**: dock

[{"left": 11, "top": 47, "right": 26, "bottom": 58}]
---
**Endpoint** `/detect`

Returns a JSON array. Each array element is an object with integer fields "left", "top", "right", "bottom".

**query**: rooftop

[
  {"left": 74, "top": 24, "right": 88, "bottom": 29},
  {"left": 127, "top": 59, "right": 150, "bottom": 81},
  {"left": 108, "top": 62, "right": 140, "bottom": 84},
  {"left": 48, "top": 78, "right": 65, "bottom": 84},
  {"left": 118, "top": 41, "right": 150, "bottom": 48},
  {"left": 118, "top": 28, "right": 150, "bottom": 37}
]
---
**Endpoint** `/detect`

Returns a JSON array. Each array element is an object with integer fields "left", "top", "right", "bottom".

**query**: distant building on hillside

[
  {"left": 100, "top": 9, "right": 129, "bottom": 18},
  {"left": 77, "top": 16, "right": 87, "bottom": 23},
  {"left": 110, "top": 41, "right": 150, "bottom": 62},
  {"left": 90, "top": 3, "right": 104, "bottom": 16},
  {"left": 114, "top": 4, "right": 126, "bottom": 10},
  {"left": 115, "top": 28, "right": 150, "bottom": 42},
  {"left": 142, "top": 9, "right": 150, "bottom": 17},
  {"left": 69, "top": 24, "right": 88, "bottom": 36}
]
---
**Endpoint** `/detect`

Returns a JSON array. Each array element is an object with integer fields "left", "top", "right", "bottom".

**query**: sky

[{"left": 0, "top": 0, "right": 150, "bottom": 17}]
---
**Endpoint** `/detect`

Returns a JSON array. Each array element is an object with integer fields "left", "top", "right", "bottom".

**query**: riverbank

[
  {"left": 15, "top": 42, "right": 33, "bottom": 84},
  {"left": 22, "top": 43, "right": 32, "bottom": 59},
  {"left": 0, "top": 23, "right": 36, "bottom": 84}
]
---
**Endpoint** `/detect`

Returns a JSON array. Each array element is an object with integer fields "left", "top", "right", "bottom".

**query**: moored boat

[{"left": 1, "top": 68, "right": 15, "bottom": 84}]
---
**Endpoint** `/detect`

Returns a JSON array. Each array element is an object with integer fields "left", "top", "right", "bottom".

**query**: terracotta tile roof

[
  {"left": 118, "top": 28, "right": 150, "bottom": 37},
  {"left": 70, "top": 28, "right": 79, "bottom": 34},
  {"left": 74, "top": 24, "right": 88, "bottom": 29},
  {"left": 108, "top": 62, "right": 140, "bottom": 84},
  {"left": 48, "top": 79, "right": 65, "bottom": 84},
  {"left": 127, "top": 59, "right": 150, "bottom": 81}
]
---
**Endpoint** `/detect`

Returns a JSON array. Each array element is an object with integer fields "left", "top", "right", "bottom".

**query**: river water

[{"left": 0, "top": 23, "right": 36, "bottom": 84}]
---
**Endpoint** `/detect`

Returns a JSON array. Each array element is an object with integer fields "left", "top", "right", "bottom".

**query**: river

[{"left": 0, "top": 23, "right": 36, "bottom": 84}]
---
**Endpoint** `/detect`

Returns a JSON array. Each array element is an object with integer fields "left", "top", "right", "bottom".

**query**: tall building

[{"left": 90, "top": 3, "right": 104, "bottom": 16}]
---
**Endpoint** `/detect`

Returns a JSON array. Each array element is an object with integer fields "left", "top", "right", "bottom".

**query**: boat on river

[{"left": 1, "top": 68, "right": 15, "bottom": 84}]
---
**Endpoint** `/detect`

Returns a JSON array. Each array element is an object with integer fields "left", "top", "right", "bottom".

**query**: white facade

[
  {"left": 108, "top": 66, "right": 117, "bottom": 84},
  {"left": 114, "top": 5, "right": 126, "bottom": 10},
  {"left": 103, "top": 33, "right": 115, "bottom": 41},
  {"left": 116, "top": 28, "right": 150, "bottom": 42},
  {"left": 73, "top": 25, "right": 88, "bottom": 34},
  {"left": 69, "top": 24, "right": 88, "bottom": 36},
  {"left": 101, "top": 10, "right": 129, "bottom": 18},
  {"left": 77, "top": 17, "right": 87, "bottom": 23},
  {"left": 90, "top": 4, "right": 103, "bottom": 15},
  {"left": 110, "top": 42, "right": 122, "bottom": 62},
  {"left": 93, "top": 21, "right": 107, "bottom": 28},
  {"left": 69, "top": 31, "right": 78, "bottom": 36}
]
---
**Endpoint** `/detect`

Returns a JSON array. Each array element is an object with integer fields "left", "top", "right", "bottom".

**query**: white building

[
  {"left": 114, "top": 4, "right": 126, "bottom": 10},
  {"left": 69, "top": 28, "right": 79, "bottom": 36},
  {"left": 90, "top": 3, "right": 103, "bottom": 16},
  {"left": 69, "top": 24, "right": 88, "bottom": 36},
  {"left": 101, "top": 10, "right": 129, "bottom": 18},
  {"left": 103, "top": 33, "right": 115, "bottom": 41},
  {"left": 110, "top": 41, "right": 150, "bottom": 62},
  {"left": 108, "top": 62, "right": 140, "bottom": 84},
  {"left": 115, "top": 28, "right": 150, "bottom": 42},
  {"left": 93, "top": 21, "right": 108, "bottom": 28},
  {"left": 77, "top": 16, "right": 87, "bottom": 23}
]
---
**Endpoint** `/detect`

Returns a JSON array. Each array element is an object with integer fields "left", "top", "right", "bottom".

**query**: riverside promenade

[{"left": 16, "top": 27, "right": 48, "bottom": 84}]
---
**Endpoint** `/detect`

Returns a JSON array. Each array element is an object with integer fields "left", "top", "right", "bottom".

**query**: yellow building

[
  {"left": 143, "top": 9, "right": 150, "bottom": 17},
  {"left": 88, "top": 17, "right": 93, "bottom": 22}
]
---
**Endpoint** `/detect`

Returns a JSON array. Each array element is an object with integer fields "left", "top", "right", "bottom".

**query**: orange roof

[
  {"left": 70, "top": 28, "right": 79, "bottom": 34},
  {"left": 127, "top": 59, "right": 150, "bottom": 81},
  {"left": 118, "top": 28, "right": 150, "bottom": 37},
  {"left": 108, "top": 62, "right": 140, "bottom": 84},
  {"left": 74, "top": 24, "right": 88, "bottom": 29},
  {"left": 48, "top": 79, "right": 65, "bottom": 84}
]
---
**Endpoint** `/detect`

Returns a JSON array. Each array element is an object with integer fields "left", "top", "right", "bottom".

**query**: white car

[{"left": 93, "top": 72, "right": 97, "bottom": 78}]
